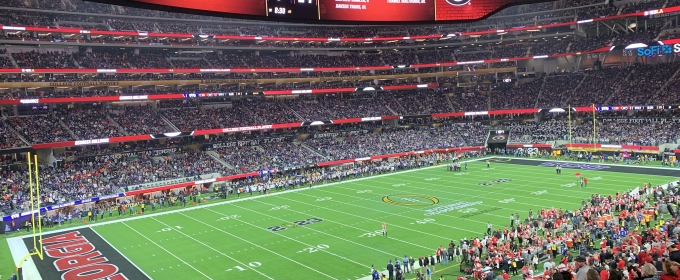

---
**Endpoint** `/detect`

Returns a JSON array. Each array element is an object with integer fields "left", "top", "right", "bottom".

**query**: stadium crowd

[
  {"left": 3, "top": 2, "right": 680, "bottom": 280},
  {"left": 537, "top": 74, "right": 585, "bottom": 108},
  {"left": 372, "top": 174, "right": 680, "bottom": 280},
  {"left": 509, "top": 120, "right": 572, "bottom": 144}
]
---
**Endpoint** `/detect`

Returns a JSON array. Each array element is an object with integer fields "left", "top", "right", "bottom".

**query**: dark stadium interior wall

[
  {"left": 581, "top": 55, "right": 603, "bottom": 68},
  {"left": 519, "top": 57, "right": 578, "bottom": 73},
  {"left": 544, "top": 60, "right": 558, "bottom": 73}
]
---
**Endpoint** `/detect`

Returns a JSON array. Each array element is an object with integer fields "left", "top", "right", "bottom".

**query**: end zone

[
  {"left": 19, "top": 228, "right": 150, "bottom": 280},
  {"left": 484, "top": 157, "right": 680, "bottom": 177}
]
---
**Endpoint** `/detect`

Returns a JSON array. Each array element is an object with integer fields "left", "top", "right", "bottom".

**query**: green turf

[
  {"left": 9, "top": 157, "right": 680, "bottom": 279},
  {"left": 0, "top": 240, "right": 15, "bottom": 280}
]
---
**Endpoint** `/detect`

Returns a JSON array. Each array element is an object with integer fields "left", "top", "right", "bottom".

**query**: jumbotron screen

[{"left": 96, "top": 0, "right": 540, "bottom": 22}]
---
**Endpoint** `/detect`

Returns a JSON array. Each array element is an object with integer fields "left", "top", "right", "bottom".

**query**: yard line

[
  {"left": 177, "top": 212, "right": 339, "bottom": 279},
  {"left": 19, "top": 156, "right": 493, "bottom": 239},
  {"left": 121, "top": 222, "right": 213, "bottom": 280},
  {"left": 334, "top": 184, "right": 524, "bottom": 223},
  {"left": 298, "top": 186, "right": 508, "bottom": 229},
  {"left": 396, "top": 171, "right": 625, "bottom": 203},
  {"left": 324, "top": 180, "right": 566, "bottom": 223},
  {"left": 338, "top": 166, "right": 670, "bottom": 226},
  {"left": 373, "top": 179, "right": 571, "bottom": 208},
  {"left": 149, "top": 217, "right": 275, "bottom": 280},
  {"left": 385, "top": 169, "right": 661, "bottom": 206},
  {"left": 204, "top": 206, "right": 394, "bottom": 268},
  {"left": 471, "top": 158, "right": 675, "bottom": 188},
  {"left": 274, "top": 195, "right": 457, "bottom": 240},
  {"left": 509, "top": 156, "right": 680, "bottom": 171},
  {"left": 348, "top": 174, "right": 586, "bottom": 209},
  {"left": 304, "top": 174, "right": 587, "bottom": 229},
  {"left": 254, "top": 199, "right": 433, "bottom": 250},
  {"left": 407, "top": 162, "right": 670, "bottom": 195},
  {"left": 91, "top": 227, "right": 154, "bottom": 280}
]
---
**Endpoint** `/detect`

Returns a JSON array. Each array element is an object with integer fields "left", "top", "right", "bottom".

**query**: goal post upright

[
  {"left": 27, "top": 152, "right": 37, "bottom": 253},
  {"left": 592, "top": 104, "right": 597, "bottom": 152},
  {"left": 568, "top": 104, "right": 572, "bottom": 147},
  {"left": 33, "top": 154, "right": 44, "bottom": 260},
  {"left": 24, "top": 152, "right": 44, "bottom": 261}
]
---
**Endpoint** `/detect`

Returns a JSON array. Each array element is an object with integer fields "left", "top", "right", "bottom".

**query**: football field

[{"left": 16, "top": 157, "right": 680, "bottom": 280}]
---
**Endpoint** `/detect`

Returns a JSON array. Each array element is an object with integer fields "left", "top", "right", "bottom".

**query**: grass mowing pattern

[{"left": 27, "top": 159, "right": 680, "bottom": 279}]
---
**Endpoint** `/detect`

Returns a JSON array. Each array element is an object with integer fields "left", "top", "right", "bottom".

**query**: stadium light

[
  {"left": 625, "top": 43, "right": 648, "bottom": 49},
  {"left": 549, "top": 108, "right": 566, "bottom": 113}
]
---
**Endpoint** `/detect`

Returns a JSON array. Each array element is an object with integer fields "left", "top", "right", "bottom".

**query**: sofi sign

[{"left": 637, "top": 44, "right": 680, "bottom": 56}]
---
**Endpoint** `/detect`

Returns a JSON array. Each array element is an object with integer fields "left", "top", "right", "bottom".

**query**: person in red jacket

[
  {"left": 638, "top": 250, "right": 649, "bottom": 265},
  {"left": 661, "top": 260, "right": 679, "bottom": 280},
  {"left": 599, "top": 266, "right": 609, "bottom": 280}
]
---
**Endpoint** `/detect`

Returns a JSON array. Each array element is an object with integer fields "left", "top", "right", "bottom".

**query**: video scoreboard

[{"left": 93, "top": 0, "right": 546, "bottom": 22}]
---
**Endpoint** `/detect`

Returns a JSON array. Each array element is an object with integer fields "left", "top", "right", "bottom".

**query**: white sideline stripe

[
  {"left": 19, "top": 156, "right": 492, "bottom": 238},
  {"left": 177, "top": 212, "right": 337, "bottom": 279},
  {"left": 122, "top": 222, "right": 213, "bottom": 279},
  {"left": 253, "top": 199, "right": 432, "bottom": 250},
  {"left": 148, "top": 217, "right": 275, "bottom": 280},
  {"left": 90, "top": 227, "right": 154, "bottom": 280},
  {"left": 7, "top": 237, "right": 42, "bottom": 280}
]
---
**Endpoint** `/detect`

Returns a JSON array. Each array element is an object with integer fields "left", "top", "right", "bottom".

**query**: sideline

[
  {"left": 8, "top": 156, "right": 492, "bottom": 278},
  {"left": 496, "top": 156, "right": 680, "bottom": 172},
  {"left": 14, "top": 156, "right": 491, "bottom": 239},
  {"left": 6, "top": 237, "right": 40, "bottom": 280}
]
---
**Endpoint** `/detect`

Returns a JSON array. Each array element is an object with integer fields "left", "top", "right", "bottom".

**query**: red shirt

[
  {"left": 638, "top": 252, "right": 648, "bottom": 265},
  {"left": 502, "top": 273, "right": 509, "bottom": 280},
  {"left": 617, "top": 259, "right": 625, "bottom": 270},
  {"left": 600, "top": 270, "right": 609, "bottom": 280},
  {"left": 660, "top": 273, "right": 677, "bottom": 280}
]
